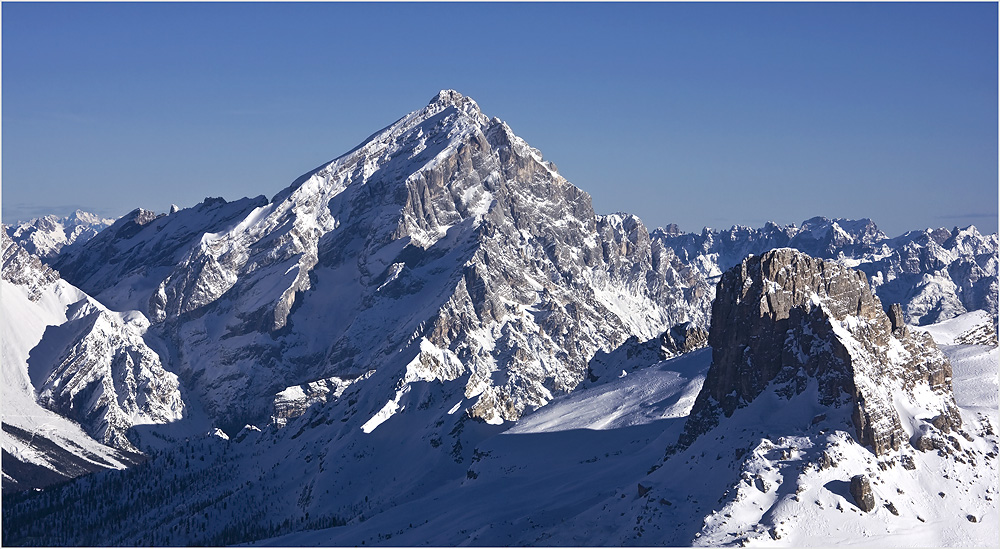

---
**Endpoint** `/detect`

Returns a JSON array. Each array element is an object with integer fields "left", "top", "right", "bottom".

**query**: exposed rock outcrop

[
  {"left": 954, "top": 321, "right": 998, "bottom": 346},
  {"left": 673, "top": 248, "right": 961, "bottom": 458},
  {"left": 55, "top": 90, "right": 713, "bottom": 430},
  {"left": 850, "top": 474, "right": 876, "bottom": 512},
  {"left": 3, "top": 234, "right": 183, "bottom": 455},
  {"left": 653, "top": 218, "right": 998, "bottom": 326},
  {"left": 32, "top": 300, "right": 185, "bottom": 452},
  {"left": 2, "top": 232, "right": 60, "bottom": 300},
  {"left": 659, "top": 321, "right": 709, "bottom": 358},
  {"left": 53, "top": 197, "right": 268, "bottom": 314},
  {"left": 271, "top": 373, "right": 372, "bottom": 428}
]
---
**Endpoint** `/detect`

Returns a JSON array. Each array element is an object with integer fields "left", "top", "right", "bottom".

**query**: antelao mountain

[{"left": 3, "top": 91, "right": 997, "bottom": 546}]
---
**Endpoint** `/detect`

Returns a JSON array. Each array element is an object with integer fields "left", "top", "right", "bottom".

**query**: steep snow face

[
  {"left": 30, "top": 299, "right": 185, "bottom": 453},
  {"left": 3, "top": 233, "right": 183, "bottom": 456},
  {"left": 5, "top": 311, "right": 994, "bottom": 546},
  {"left": 4, "top": 93, "right": 996, "bottom": 545},
  {"left": 653, "top": 218, "right": 998, "bottom": 326},
  {"left": 2, "top": 234, "right": 142, "bottom": 489},
  {"left": 5, "top": 210, "right": 116, "bottom": 261},
  {"left": 55, "top": 90, "right": 711, "bottom": 431},
  {"left": 53, "top": 196, "right": 269, "bottom": 314}
]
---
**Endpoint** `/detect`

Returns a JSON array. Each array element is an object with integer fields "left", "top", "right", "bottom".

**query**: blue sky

[{"left": 3, "top": 2, "right": 997, "bottom": 236}]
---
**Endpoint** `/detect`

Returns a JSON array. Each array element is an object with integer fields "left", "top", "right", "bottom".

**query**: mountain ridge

[
  {"left": 44, "top": 90, "right": 714, "bottom": 433},
  {"left": 5, "top": 210, "right": 116, "bottom": 261},
  {"left": 2, "top": 90, "right": 996, "bottom": 546},
  {"left": 653, "top": 217, "right": 998, "bottom": 326}
]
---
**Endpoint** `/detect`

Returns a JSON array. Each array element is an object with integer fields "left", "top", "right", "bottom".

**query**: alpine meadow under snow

[{"left": 2, "top": 91, "right": 997, "bottom": 547}]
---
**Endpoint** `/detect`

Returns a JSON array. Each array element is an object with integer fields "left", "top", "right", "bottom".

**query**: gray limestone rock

[
  {"left": 46, "top": 91, "right": 714, "bottom": 429},
  {"left": 672, "top": 248, "right": 962, "bottom": 458},
  {"left": 32, "top": 301, "right": 184, "bottom": 453},
  {"left": 659, "top": 322, "right": 709, "bottom": 358},
  {"left": 653, "top": 220, "right": 998, "bottom": 327},
  {"left": 3, "top": 234, "right": 183, "bottom": 453},
  {"left": 850, "top": 474, "right": 876, "bottom": 512},
  {"left": 2, "top": 233, "right": 60, "bottom": 301}
]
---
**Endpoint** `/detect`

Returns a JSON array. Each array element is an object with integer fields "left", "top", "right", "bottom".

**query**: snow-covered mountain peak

[
  {"left": 3, "top": 233, "right": 183, "bottom": 473},
  {"left": 426, "top": 89, "right": 484, "bottom": 118},
  {"left": 50, "top": 92, "right": 713, "bottom": 432},
  {"left": 943, "top": 224, "right": 995, "bottom": 255},
  {"left": 270, "top": 90, "right": 498, "bottom": 222},
  {"left": 654, "top": 217, "right": 997, "bottom": 327},
  {"left": 66, "top": 209, "right": 110, "bottom": 224},
  {"left": 2, "top": 232, "right": 60, "bottom": 300},
  {"left": 4, "top": 93, "right": 998, "bottom": 546}
]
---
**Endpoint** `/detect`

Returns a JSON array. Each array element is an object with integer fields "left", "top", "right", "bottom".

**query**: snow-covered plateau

[{"left": 1, "top": 90, "right": 997, "bottom": 547}]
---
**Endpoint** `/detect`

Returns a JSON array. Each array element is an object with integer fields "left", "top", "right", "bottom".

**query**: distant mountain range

[
  {"left": 654, "top": 217, "right": 997, "bottom": 326},
  {"left": 5, "top": 210, "right": 115, "bottom": 260},
  {"left": 2, "top": 91, "right": 996, "bottom": 546}
]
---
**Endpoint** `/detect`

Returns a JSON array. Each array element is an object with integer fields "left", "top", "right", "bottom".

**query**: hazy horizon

[{"left": 3, "top": 2, "right": 997, "bottom": 237}]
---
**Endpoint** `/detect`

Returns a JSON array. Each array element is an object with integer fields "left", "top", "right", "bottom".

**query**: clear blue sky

[{"left": 3, "top": 2, "right": 997, "bottom": 236}]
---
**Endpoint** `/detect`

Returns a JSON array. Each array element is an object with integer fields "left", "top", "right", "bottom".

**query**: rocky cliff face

[
  {"left": 31, "top": 299, "right": 185, "bottom": 452},
  {"left": 270, "top": 373, "right": 372, "bottom": 428},
  {"left": 2, "top": 232, "right": 60, "bottom": 300},
  {"left": 4, "top": 93, "right": 997, "bottom": 546},
  {"left": 675, "top": 248, "right": 962, "bottom": 458},
  {"left": 53, "top": 196, "right": 268, "bottom": 314},
  {"left": 865, "top": 225, "right": 998, "bottom": 325},
  {"left": 53, "top": 90, "right": 713, "bottom": 431},
  {"left": 659, "top": 321, "right": 708, "bottom": 358},
  {"left": 3, "top": 233, "right": 184, "bottom": 454},
  {"left": 653, "top": 218, "right": 998, "bottom": 327}
]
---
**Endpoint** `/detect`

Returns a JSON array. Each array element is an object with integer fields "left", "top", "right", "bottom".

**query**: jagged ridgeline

[
  {"left": 51, "top": 90, "right": 713, "bottom": 432},
  {"left": 673, "top": 248, "right": 965, "bottom": 458},
  {"left": 3, "top": 91, "right": 996, "bottom": 546},
  {"left": 654, "top": 219, "right": 998, "bottom": 326}
]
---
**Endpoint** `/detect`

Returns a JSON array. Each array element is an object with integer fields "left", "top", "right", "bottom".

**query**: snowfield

[
  {"left": 2, "top": 91, "right": 996, "bottom": 547},
  {"left": 1, "top": 277, "right": 137, "bottom": 488},
  {"left": 257, "top": 312, "right": 997, "bottom": 547}
]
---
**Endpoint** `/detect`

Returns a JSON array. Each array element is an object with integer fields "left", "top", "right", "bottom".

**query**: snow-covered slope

[
  {"left": 2, "top": 234, "right": 141, "bottom": 489},
  {"left": 3, "top": 91, "right": 995, "bottom": 545},
  {"left": 654, "top": 218, "right": 998, "bottom": 326},
  {"left": 53, "top": 196, "right": 268, "bottom": 314},
  {"left": 2, "top": 234, "right": 183, "bottom": 484},
  {"left": 5, "top": 210, "right": 116, "bottom": 261},
  {"left": 4, "top": 248, "right": 994, "bottom": 546},
  {"left": 265, "top": 252, "right": 998, "bottom": 547},
  {"left": 28, "top": 295, "right": 185, "bottom": 453},
  {"left": 52, "top": 90, "right": 712, "bottom": 434}
]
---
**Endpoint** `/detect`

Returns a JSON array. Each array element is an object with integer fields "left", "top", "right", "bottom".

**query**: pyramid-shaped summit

[
  {"left": 426, "top": 88, "right": 485, "bottom": 113},
  {"left": 54, "top": 90, "right": 714, "bottom": 432}
]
